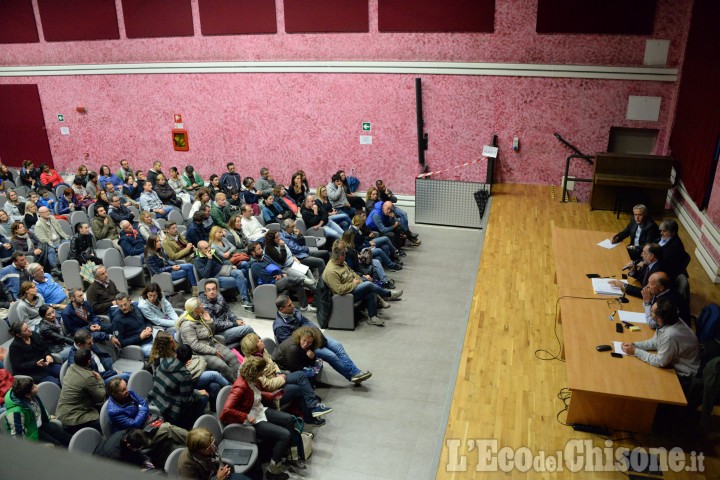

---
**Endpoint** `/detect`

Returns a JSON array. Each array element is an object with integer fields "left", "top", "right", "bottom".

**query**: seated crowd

[{"left": 1, "top": 159, "right": 422, "bottom": 479}]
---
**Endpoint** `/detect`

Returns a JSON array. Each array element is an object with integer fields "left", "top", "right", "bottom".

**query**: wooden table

[{"left": 552, "top": 227, "right": 687, "bottom": 433}]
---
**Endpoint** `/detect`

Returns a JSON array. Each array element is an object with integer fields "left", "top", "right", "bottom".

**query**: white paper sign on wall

[
  {"left": 626, "top": 96, "right": 662, "bottom": 122},
  {"left": 360, "top": 135, "right": 372, "bottom": 145}
]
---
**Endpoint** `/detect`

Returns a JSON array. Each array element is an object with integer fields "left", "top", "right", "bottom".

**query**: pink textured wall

[
  {"left": 0, "top": 73, "right": 676, "bottom": 197},
  {"left": 1, "top": 0, "right": 691, "bottom": 67},
  {"left": 0, "top": 0, "right": 695, "bottom": 199}
]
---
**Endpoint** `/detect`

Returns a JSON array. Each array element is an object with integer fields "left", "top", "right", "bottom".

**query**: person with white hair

[{"left": 176, "top": 297, "right": 241, "bottom": 383}]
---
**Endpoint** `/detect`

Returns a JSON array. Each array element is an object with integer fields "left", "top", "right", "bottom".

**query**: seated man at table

[
  {"left": 611, "top": 204, "right": 659, "bottom": 261},
  {"left": 621, "top": 299, "right": 700, "bottom": 389},
  {"left": 641, "top": 272, "right": 691, "bottom": 329},
  {"left": 656, "top": 219, "right": 691, "bottom": 280},
  {"left": 610, "top": 243, "right": 666, "bottom": 298}
]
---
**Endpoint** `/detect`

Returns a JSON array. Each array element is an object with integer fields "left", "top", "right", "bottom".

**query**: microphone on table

[{"left": 617, "top": 292, "right": 629, "bottom": 304}]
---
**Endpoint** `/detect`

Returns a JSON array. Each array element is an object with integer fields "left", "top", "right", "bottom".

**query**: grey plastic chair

[
  {"left": 61, "top": 260, "right": 84, "bottom": 290},
  {"left": 70, "top": 210, "right": 90, "bottom": 229},
  {"left": 7, "top": 301, "right": 21, "bottom": 326},
  {"left": 176, "top": 224, "right": 187, "bottom": 235},
  {"left": 55, "top": 185, "right": 67, "bottom": 199},
  {"left": 68, "top": 427, "right": 103, "bottom": 454},
  {"left": 37, "top": 381, "right": 62, "bottom": 416},
  {"left": 193, "top": 414, "right": 258, "bottom": 474},
  {"left": 262, "top": 338, "right": 277, "bottom": 355},
  {"left": 58, "top": 219, "right": 73, "bottom": 238},
  {"left": 168, "top": 209, "right": 184, "bottom": 226},
  {"left": 58, "top": 242, "right": 71, "bottom": 263},
  {"left": 103, "top": 249, "right": 145, "bottom": 289},
  {"left": 151, "top": 272, "right": 185, "bottom": 294},
  {"left": 294, "top": 218, "right": 307, "bottom": 234},
  {"left": 164, "top": 447, "right": 186, "bottom": 477},
  {"left": 327, "top": 294, "right": 356, "bottom": 331},
  {"left": 59, "top": 360, "right": 70, "bottom": 385},
  {"left": 99, "top": 401, "right": 113, "bottom": 438},
  {"left": 181, "top": 202, "right": 191, "bottom": 219},
  {"left": 87, "top": 203, "right": 96, "bottom": 219},
  {"left": 127, "top": 370, "right": 154, "bottom": 399},
  {"left": 249, "top": 271, "right": 277, "bottom": 320},
  {"left": 107, "top": 266, "right": 130, "bottom": 295}
]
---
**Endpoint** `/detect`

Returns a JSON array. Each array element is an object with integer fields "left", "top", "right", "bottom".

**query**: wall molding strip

[
  {"left": 669, "top": 180, "right": 720, "bottom": 283},
  {"left": 0, "top": 61, "right": 678, "bottom": 81}
]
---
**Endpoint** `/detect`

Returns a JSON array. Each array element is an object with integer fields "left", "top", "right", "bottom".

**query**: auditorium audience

[
  {"left": 145, "top": 235, "right": 197, "bottom": 293},
  {"left": 138, "top": 282, "right": 180, "bottom": 330},
  {"left": 199, "top": 279, "right": 255, "bottom": 346},
  {"left": 162, "top": 222, "right": 195, "bottom": 263},
  {"left": 37, "top": 304, "right": 73, "bottom": 362},
  {"left": 110, "top": 293, "right": 155, "bottom": 357},
  {"left": 138, "top": 211, "right": 165, "bottom": 241},
  {"left": 85, "top": 265, "right": 120, "bottom": 315},
  {"left": 68, "top": 222, "right": 102, "bottom": 265}
]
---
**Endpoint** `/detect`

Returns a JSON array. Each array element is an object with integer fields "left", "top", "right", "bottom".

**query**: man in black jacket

[
  {"left": 248, "top": 241, "right": 311, "bottom": 311},
  {"left": 611, "top": 204, "right": 660, "bottom": 261}
]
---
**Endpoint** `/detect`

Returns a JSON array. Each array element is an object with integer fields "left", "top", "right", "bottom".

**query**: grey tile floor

[{"left": 130, "top": 207, "right": 487, "bottom": 479}]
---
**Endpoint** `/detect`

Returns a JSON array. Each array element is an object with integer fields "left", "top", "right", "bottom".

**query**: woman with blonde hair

[
  {"left": 220, "top": 356, "right": 296, "bottom": 479},
  {"left": 240, "top": 333, "right": 331, "bottom": 425},
  {"left": 147, "top": 331, "right": 209, "bottom": 430},
  {"left": 23, "top": 200, "right": 39, "bottom": 230},
  {"left": 315, "top": 184, "right": 351, "bottom": 230},
  {"left": 209, "top": 225, "right": 236, "bottom": 260},
  {"left": 138, "top": 210, "right": 165, "bottom": 241}
]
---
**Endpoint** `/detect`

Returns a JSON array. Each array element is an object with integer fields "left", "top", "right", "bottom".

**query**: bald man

[{"left": 641, "top": 272, "right": 690, "bottom": 329}]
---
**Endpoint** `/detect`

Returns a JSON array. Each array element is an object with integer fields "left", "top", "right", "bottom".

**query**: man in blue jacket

[
  {"left": 110, "top": 293, "right": 154, "bottom": 357},
  {"left": 118, "top": 221, "right": 145, "bottom": 257},
  {"left": 62, "top": 287, "right": 120, "bottom": 348},
  {"left": 185, "top": 211, "right": 210, "bottom": 246},
  {"left": 272, "top": 294, "right": 371, "bottom": 384},
  {"left": 105, "top": 377, "right": 187, "bottom": 466}
]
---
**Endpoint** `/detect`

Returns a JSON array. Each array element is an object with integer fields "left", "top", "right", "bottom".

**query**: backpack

[
  {"left": 696, "top": 304, "right": 720, "bottom": 342},
  {"left": 312, "top": 276, "right": 333, "bottom": 328}
]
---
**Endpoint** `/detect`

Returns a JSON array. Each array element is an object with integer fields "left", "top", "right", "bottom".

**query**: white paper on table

[
  {"left": 591, "top": 278, "right": 626, "bottom": 295},
  {"left": 288, "top": 262, "right": 309, "bottom": 275},
  {"left": 618, "top": 310, "right": 648, "bottom": 324},
  {"left": 613, "top": 341, "right": 634, "bottom": 356},
  {"left": 597, "top": 239, "right": 619, "bottom": 249}
]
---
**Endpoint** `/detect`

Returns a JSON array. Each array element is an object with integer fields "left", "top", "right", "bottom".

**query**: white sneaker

[
  {"left": 388, "top": 289, "right": 403, "bottom": 300},
  {"left": 301, "top": 305, "right": 317, "bottom": 313},
  {"left": 367, "top": 316, "right": 385, "bottom": 327}
]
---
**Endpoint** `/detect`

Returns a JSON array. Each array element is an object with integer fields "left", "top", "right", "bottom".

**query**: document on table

[
  {"left": 591, "top": 278, "right": 626, "bottom": 295},
  {"left": 597, "top": 239, "right": 620, "bottom": 249},
  {"left": 618, "top": 310, "right": 648, "bottom": 324},
  {"left": 613, "top": 341, "right": 634, "bottom": 356}
]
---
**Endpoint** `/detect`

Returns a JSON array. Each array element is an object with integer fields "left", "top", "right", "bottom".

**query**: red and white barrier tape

[{"left": 416, "top": 157, "right": 487, "bottom": 179}]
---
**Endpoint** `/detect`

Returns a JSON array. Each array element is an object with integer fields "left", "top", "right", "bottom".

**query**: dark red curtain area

[
  {"left": 199, "top": 0, "right": 277, "bottom": 35},
  {"left": 284, "top": 0, "right": 368, "bottom": 33},
  {"left": 0, "top": 0, "right": 39, "bottom": 44},
  {"left": 378, "top": 0, "right": 494, "bottom": 33},
  {"left": 0, "top": 85, "right": 54, "bottom": 168},
  {"left": 669, "top": 0, "right": 720, "bottom": 209},
  {"left": 121, "top": 0, "right": 194, "bottom": 38},
  {"left": 38, "top": 0, "right": 119, "bottom": 41},
  {"left": 536, "top": 0, "right": 656, "bottom": 35}
]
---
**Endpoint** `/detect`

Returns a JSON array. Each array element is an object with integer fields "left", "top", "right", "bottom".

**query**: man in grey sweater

[{"left": 621, "top": 298, "right": 700, "bottom": 388}]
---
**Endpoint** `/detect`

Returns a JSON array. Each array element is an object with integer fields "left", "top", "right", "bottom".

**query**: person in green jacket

[
  {"left": 4, "top": 376, "right": 71, "bottom": 445},
  {"left": 181, "top": 165, "right": 204, "bottom": 193}
]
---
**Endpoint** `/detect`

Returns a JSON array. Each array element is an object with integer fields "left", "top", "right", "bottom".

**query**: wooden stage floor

[{"left": 437, "top": 184, "right": 720, "bottom": 479}]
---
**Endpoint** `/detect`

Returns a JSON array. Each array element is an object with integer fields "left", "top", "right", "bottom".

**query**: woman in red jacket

[
  {"left": 219, "top": 356, "right": 296, "bottom": 480},
  {"left": 38, "top": 163, "right": 67, "bottom": 189}
]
